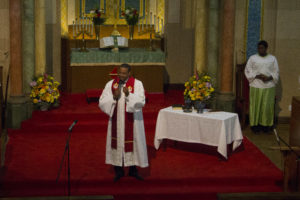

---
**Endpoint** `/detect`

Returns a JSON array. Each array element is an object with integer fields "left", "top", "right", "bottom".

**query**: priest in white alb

[{"left": 99, "top": 63, "right": 148, "bottom": 182}]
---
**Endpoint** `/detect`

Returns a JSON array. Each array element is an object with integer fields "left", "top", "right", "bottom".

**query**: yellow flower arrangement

[
  {"left": 184, "top": 73, "right": 215, "bottom": 102},
  {"left": 30, "top": 74, "right": 60, "bottom": 109}
]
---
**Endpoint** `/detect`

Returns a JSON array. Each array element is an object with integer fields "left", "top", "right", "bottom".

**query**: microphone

[
  {"left": 273, "top": 128, "right": 280, "bottom": 146},
  {"left": 68, "top": 120, "right": 78, "bottom": 132}
]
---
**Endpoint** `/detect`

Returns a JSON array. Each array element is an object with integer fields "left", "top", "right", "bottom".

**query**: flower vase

[
  {"left": 183, "top": 98, "right": 193, "bottom": 112},
  {"left": 40, "top": 104, "right": 49, "bottom": 111},
  {"left": 129, "top": 25, "right": 134, "bottom": 40},
  {"left": 194, "top": 101, "right": 206, "bottom": 113},
  {"left": 184, "top": 98, "right": 192, "bottom": 109},
  {"left": 94, "top": 25, "right": 101, "bottom": 40}
]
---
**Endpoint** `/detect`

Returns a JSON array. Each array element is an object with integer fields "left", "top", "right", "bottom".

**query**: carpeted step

[
  {"left": 2, "top": 92, "right": 283, "bottom": 199},
  {"left": 30, "top": 110, "right": 160, "bottom": 122},
  {"left": 19, "top": 119, "right": 158, "bottom": 133}
]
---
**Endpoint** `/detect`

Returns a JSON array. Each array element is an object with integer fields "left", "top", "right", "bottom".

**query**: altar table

[
  {"left": 66, "top": 48, "right": 165, "bottom": 93},
  {"left": 154, "top": 107, "right": 243, "bottom": 159}
]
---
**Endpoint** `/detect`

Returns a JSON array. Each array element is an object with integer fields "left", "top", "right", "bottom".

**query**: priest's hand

[
  {"left": 123, "top": 87, "right": 129, "bottom": 97},
  {"left": 113, "top": 89, "right": 121, "bottom": 100}
]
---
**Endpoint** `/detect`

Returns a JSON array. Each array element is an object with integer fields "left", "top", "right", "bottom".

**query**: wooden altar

[{"left": 61, "top": 27, "right": 165, "bottom": 93}]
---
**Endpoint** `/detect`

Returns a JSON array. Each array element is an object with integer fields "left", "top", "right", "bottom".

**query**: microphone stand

[
  {"left": 56, "top": 120, "right": 78, "bottom": 197},
  {"left": 274, "top": 129, "right": 300, "bottom": 190}
]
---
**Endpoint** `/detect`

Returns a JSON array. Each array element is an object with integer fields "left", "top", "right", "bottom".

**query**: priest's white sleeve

[
  {"left": 99, "top": 80, "right": 116, "bottom": 117},
  {"left": 125, "top": 80, "right": 145, "bottom": 113},
  {"left": 270, "top": 57, "right": 279, "bottom": 85},
  {"left": 244, "top": 56, "right": 256, "bottom": 83}
]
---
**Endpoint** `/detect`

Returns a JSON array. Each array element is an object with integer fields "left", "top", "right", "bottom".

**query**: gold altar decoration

[
  {"left": 111, "top": 0, "right": 121, "bottom": 36},
  {"left": 68, "top": 0, "right": 166, "bottom": 40}
]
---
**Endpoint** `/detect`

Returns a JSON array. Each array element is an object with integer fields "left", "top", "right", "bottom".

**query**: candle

[
  {"left": 154, "top": 15, "right": 156, "bottom": 32},
  {"left": 161, "top": 19, "right": 164, "bottom": 34},
  {"left": 83, "top": 17, "right": 85, "bottom": 31},
  {"left": 138, "top": 20, "right": 140, "bottom": 33},
  {"left": 78, "top": 18, "right": 81, "bottom": 32},
  {"left": 90, "top": 18, "right": 92, "bottom": 34},
  {"left": 142, "top": 18, "right": 144, "bottom": 31},
  {"left": 75, "top": 18, "right": 78, "bottom": 34},
  {"left": 145, "top": 14, "right": 148, "bottom": 28},
  {"left": 157, "top": 17, "right": 159, "bottom": 32},
  {"left": 91, "top": 22, "right": 94, "bottom": 36},
  {"left": 150, "top": 12, "right": 152, "bottom": 25},
  {"left": 85, "top": 17, "right": 88, "bottom": 31},
  {"left": 72, "top": 21, "right": 75, "bottom": 38}
]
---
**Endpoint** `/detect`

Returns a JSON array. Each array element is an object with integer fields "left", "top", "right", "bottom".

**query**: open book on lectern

[{"left": 100, "top": 36, "right": 128, "bottom": 49}]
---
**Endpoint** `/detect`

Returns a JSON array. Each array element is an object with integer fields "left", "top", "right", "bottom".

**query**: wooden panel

[
  {"left": 290, "top": 96, "right": 300, "bottom": 146},
  {"left": 70, "top": 65, "right": 164, "bottom": 93},
  {"left": 218, "top": 192, "right": 300, "bottom": 200},
  {"left": 0, "top": 66, "right": 2, "bottom": 134},
  {"left": 235, "top": 63, "right": 249, "bottom": 129},
  {"left": 283, "top": 151, "right": 300, "bottom": 191},
  {"left": 131, "top": 65, "right": 164, "bottom": 93}
]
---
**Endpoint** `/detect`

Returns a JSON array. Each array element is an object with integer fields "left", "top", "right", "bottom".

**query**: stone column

[
  {"left": 217, "top": 0, "right": 236, "bottom": 112},
  {"left": 9, "top": 0, "right": 30, "bottom": 129},
  {"left": 22, "top": 0, "right": 35, "bottom": 94},
  {"left": 9, "top": 0, "right": 23, "bottom": 96},
  {"left": 220, "top": 0, "right": 235, "bottom": 93},
  {"left": 53, "top": 0, "right": 62, "bottom": 83},
  {"left": 194, "top": 0, "right": 208, "bottom": 73},
  {"left": 35, "top": 0, "right": 46, "bottom": 76},
  {"left": 61, "top": 0, "right": 68, "bottom": 38},
  {"left": 207, "top": 0, "right": 220, "bottom": 87}
]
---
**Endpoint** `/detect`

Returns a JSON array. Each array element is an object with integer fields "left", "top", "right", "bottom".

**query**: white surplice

[
  {"left": 99, "top": 78, "right": 149, "bottom": 168},
  {"left": 244, "top": 54, "right": 279, "bottom": 88}
]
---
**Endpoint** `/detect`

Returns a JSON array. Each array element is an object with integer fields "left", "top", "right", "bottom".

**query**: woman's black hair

[{"left": 257, "top": 40, "right": 268, "bottom": 48}]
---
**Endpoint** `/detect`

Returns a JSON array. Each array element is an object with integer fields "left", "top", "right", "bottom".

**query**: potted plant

[
  {"left": 30, "top": 74, "right": 60, "bottom": 111},
  {"left": 184, "top": 73, "right": 215, "bottom": 113}
]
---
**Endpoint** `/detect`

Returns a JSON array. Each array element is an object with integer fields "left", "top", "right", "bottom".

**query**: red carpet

[{"left": 0, "top": 91, "right": 283, "bottom": 199}]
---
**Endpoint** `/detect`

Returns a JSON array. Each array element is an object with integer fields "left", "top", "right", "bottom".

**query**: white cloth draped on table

[{"left": 154, "top": 107, "right": 243, "bottom": 159}]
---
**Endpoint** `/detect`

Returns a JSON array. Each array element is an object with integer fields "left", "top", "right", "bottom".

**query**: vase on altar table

[{"left": 129, "top": 25, "right": 134, "bottom": 40}]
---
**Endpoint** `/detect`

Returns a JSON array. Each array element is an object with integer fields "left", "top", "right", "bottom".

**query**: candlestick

[{"left": 73, "top": 21, "right": 75, "bottom": 38}]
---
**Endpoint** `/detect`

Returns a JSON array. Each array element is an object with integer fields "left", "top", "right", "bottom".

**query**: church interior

[{"left": 0, "top": 0, "right": 300, "bottom": 199}]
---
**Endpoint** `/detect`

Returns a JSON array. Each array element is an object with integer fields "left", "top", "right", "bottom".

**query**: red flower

[{"left": 97, "top": 13, "right": 101, "bottom": 17}]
